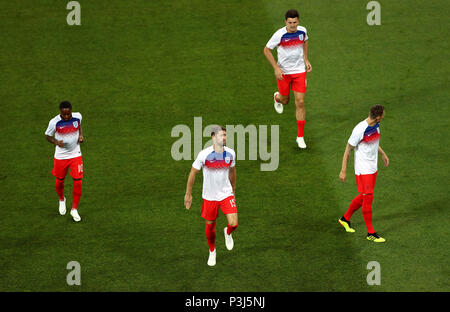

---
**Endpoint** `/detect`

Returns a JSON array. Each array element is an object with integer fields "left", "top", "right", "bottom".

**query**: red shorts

[
  {"left": 277, "top": 72, "right": 307, "bottom": 96},
  {"left": 201, "top": 195, "right": 237, "bottom": 221},
  {"left": 356, "top": 172, "right": 377, "bottom": 194},
  {"left": 52, "top": 156, "right": 83, "bottom": 180}
]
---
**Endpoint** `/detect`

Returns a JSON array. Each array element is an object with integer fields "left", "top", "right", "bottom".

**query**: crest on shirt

[
  {"left": 299, "top": 34, "right": 304, "bottom": 41},
  {"left": 225, "top": 156, "right": 231, "bottom": 164},
  {"left": 73, "top": 121, "right": 78, "bottom": 128}
]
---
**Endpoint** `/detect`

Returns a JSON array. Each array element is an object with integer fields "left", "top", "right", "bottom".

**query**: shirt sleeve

[
  {"left": 73, "top": 112, "right": 82, "bottom": 124},
  {"left": 266, "top": 30, "right": 281, "bottom": 49},
  {"left": 45, "top": 118, "right": 56, "bottom": 136},
  {"left": 304, "top": 28, "right": 308, "bottom": 41},
  {"left": 192, "top": 151, "right": 204, "bottom": 170},
  {"left": 348, "top": 126, "right": 363, "bottom": 147}
]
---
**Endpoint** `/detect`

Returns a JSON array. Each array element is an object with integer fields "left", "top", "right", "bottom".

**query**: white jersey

[
  {"left": 348, "top": 119, "right": 381, "bottom": 175},
  {"left": 266, "top": 25, "right": 308, "bottom": 75},
  {"left": 192, "top": 146, "right": 236, "bottom": 201},
  {"left": 45, "top": 112, "right": 82, "bottom": 160}
]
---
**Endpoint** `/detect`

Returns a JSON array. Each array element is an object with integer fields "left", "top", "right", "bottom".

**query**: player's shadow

[
  {"left": 289, "top": 141, "right": 316, "bottom": 152},
  {"left": 371, "top": 199, "right": 446, "bottom": 232}
]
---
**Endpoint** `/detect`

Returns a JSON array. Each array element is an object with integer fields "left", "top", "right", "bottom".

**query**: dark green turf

[{"left": 0, "top": 0, "right": 448, "bottom": 291}]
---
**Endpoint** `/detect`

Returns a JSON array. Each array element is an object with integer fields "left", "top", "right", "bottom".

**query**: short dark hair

[
  {"left": 285, "top": 9, "right": 299, "bottom": 20},
  {"left": 369, "top": 105, "right": 385, "bottom": 119},
  {"left": 211, "top": 125, "right": 226, "bottom": 137},
  {"left": 59, "top": 101, "right": 72, "bottom": 110}
]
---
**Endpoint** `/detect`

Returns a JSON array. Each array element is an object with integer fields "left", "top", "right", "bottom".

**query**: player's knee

[
  {"left": 228, "top": 218, "right": 238, "bottom": 227},
  {"left": 295, "top": 98, "right": 305, "bottom": 108},
  {"left": 280, "top": 96, "right": 289, "bottom": 105}
]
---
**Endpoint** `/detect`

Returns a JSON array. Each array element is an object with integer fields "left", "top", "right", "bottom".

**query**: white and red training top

[
  {"left": 266, "top": 25, "right": 308, "bottom": 75},
  {"left": 192, "top": 146, "right": 236, "bottom": 202},
  {"left": 348, "top": 119, "right": 381, "bottom": 175},
  {"left": 45, "top": 112, "right": 82, "bottom": 160}
]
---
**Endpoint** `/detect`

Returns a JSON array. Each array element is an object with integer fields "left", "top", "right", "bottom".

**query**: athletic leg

[
  {"left": 202, "top": 199, "right": 219, "bottom": 266},
  {"left": 294, "top": 91, "right": 306, "bottom": 122},
  {"left": 344, "top": 193, "right": 364, "bottom": 221},
  {"left": 273, "top": 75, "right": 291, "bottom": 113},
  {"left": 56, "top": 177, "right": 66, "bottom": 215},
  {"left": 362, "top": 193, "right": 375, "bottom": 234},
  {"left": 52, "top": 158, "right": 69, "bottom": 200},
  {"left": 72, "top": 178, "right": 82, "bottom": 210},
  {"left": 205, "top": 220, "right": 216, "bottom": 252},
  {"left": 220, "top": 196, "right": 238, "bottom": 250},
  {"left": 362, "top": 192, "right": 385, "bottom": 242},
  {"left": 55, "top": 177, "right": 65, "bottom": 201},
  {"left": 294, "top": 91, "right": 307, "bottom": 148},
  {"left": 206, "top": 220, "right": 217, "bottom": 266},
  {"left": 52, "top": 158, "right": 69, "bottom": 215},
  {"left": 276, "top": 93, "right": 289, "bottom": 105},
  {"left": 276, "top": 74, "right": 291, "bottom": 105},
  {"left": 338, "top": 193, "right": 363, "bottom": 232},
  {"left": 359, "top": 172, "right": 377, "bottom": 234},
  {"left": 225, "top": 213, "right": 238, "bottom": 234},
  {"left": 69, "top": 157, "right": 83, "bottom": 222},
  {"left": 292, "top": 72, "right": 307, "bottom": 147}
]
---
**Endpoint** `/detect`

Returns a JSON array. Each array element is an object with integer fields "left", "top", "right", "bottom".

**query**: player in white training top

[
  {"left": 338, "top": 105, "right": 390, "bottom": 243},
  {"left": 45, "top": 101, "right": 84, "bottom": 222},
  {"left": 184, "top": 126, "right": 238, "bottom": 266},
  {"left": 264, "top": 9, "right": 312, "bottom": 149}
]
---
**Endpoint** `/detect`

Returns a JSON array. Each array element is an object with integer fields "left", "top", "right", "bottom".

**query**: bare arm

[
  {"left": 303, "top": 40, "right": 312, "bottom": 72},
  {"left": 378, "top": 146, "right": 389, "bottom": 167},
  {"left": 184, "top": 167, "right": 199, "bottom": 210},
  {"left": 339, "top": 143, "right": 355, "bottom": 182},
  {"left": 264, "top": 46, "right": 284, "bottom": 80},
  {"left": 228, "top": 166, "right": 236, "bottom": 195},
  {"left": 46, "top": 135, "right": 64, "bottom": 148},
  {"left": 78, "top": 124, "right": 84, "bottom": 143}
]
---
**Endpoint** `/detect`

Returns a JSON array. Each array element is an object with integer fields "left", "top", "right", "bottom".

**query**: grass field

[{"left": 0, "top": 0, "right": 449, "bottom": 292}]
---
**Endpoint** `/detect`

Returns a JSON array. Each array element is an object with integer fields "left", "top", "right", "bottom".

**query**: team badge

[
  {"left": 73, "top": 121, "right": 78, "bottom": 128},
  {"left": 299, "top": 34, "right": 304, "bottom": 41},
  {"left": 225, "top": 156, "right": 231, "bottom": 164}
]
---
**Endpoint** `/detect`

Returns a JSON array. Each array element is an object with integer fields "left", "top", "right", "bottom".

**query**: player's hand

[
  {"left": 339, "top": 170, "right": 346, "bottom": 183},
  {"left": 382, "top": 153, "right": 389, "bottom": 167},
  {"left": 184, "top": 193, "right": 192, "bottom": 210},
  {"left": 56, "top": 140, "right": 65, "bottom": 148},
  {"left": 305, "top": 60, "right": 312, "bottom": 72},
  {"left": 274, "top": 67, "right": 284, "bottom": 80},
  {"left": 78, "top": 136, "right": 84, "bottom": 143}
]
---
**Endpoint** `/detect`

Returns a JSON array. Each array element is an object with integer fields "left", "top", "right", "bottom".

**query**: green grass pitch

[{"left": 0, "top": 0, "right": 448, "bottom": 291}]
